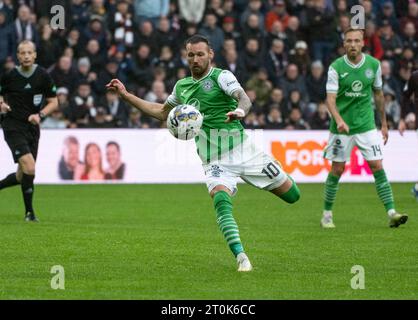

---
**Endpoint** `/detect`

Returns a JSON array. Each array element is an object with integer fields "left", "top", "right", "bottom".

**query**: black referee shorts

[{"left": 3, "top": 128, "right": 40, "bottom": 163}]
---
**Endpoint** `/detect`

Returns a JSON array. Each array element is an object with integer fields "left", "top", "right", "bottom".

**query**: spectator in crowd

[
  {"left": 76, "top": 56, "right": 97, "bottom": 86},
  {"left": 364, "top": 20, "right": 385, "bottom": 60},
  {"left": 401, "top": 22, "right": 418, "bottom": 55},
  {"left": 101, "top": 90, "right": 130, "bottom": 128},
  {"left": 198, "top": 12, "right": 224, "bottom": 55},
  {"left": 285, "top": 15, "right": 303, "bottom": 51},
  {"left": 266, "top": 20, "right": 288, "bottom": 50},
  {"left": 221, "top": 16, "right": 243, "bottom": 50},
  {"left": 93, "top": 58, "right": 124, "bottom": 96},
  {"left": 284, "top": 107, "right": 310, "bottom": 130},
  {"left": 68, "top": 80, "right": 97, "bottom": 128},
  {"left": 377, "top": 1, "right": 400, "bottom": 33},
  {"left": 243, "top": 111, "right": 263, "bottom": 129},
  {"left": 266, "top": 88, "right": 286, "bottom": 116},
  {"left": 81, "top": 15, "right": 108, "bottom": 56},
  {"left": 128, "top": 43, "right": 154, "bottom": 91},
  {"left": 245, "top": 67, "right": 273, "bottom": 108},
  {"left": 178, "top": 0, "right": 206, "bottom": 25},
  {"left": 264, "top": 38, "right": 288, "bottom": 85},
  {"left": 278, "top": 63, "right": 308, "bottom": 103},
  {"left": 109, "top": 0, "right": 135, "bottom": 51},
  {"left": 81, "top": 39, "right": 107, "bottom": 74},
  {"left": 0, "top": 10, "right": 14, "bottom": 72},
  {"left": 155, "top": 16, "right": 177, "bottom": 54},
  {"left": 265, "top": 0, "right": 290, "bottom": 33},
  {"left": 381, "top": 59, "right": 402, "bottom": 102},
  {"left": 134, "top": 20, "right": 158, "bottom": 53},
  {"left": 289, "top": 40, "right": 311, "bottom": 76},
  {"left": 38, "top": 24, "right": 61, "bottom": 69},
  {"left": 152, "top": 45, "right": 177, "bottom": 81},
  {"left": 241, "top": 13, "right": 266, "bottom": 51},
  {"left": 238, "top": 38, "right": 264, "bottom": 83},
  {"left": 89, "top": 106, "right": 115, "bottom": 128},
  {"left": 306, "top": 0, "right": 336, "bottom": 66},
  {"left": 134, "top": 0, "right": 169, "bottom": 28},
  {"left": 66, "top": 28, "right": 83, "bottom": 58},
  {"left": 50, "top": 55, "right": 79, "bottom": 94},
  {"left": 264, "top": 105, "right": 285, "bottom": 129},
  {"left": 383, "top": 86, "right": 401, "bottom": 128},
  {"left": 379, "top": 20, "right": 403, "bottom": 61},
  {"left": 309, "top": 101, "right": 330, "bottom": 130},
  {"left": 306, "top": 60, "right": 327, "bottom": 107},
  {"left": 71, "top": 0, "right": 90, "bottom": 31},
  {"left": 13, "top": 5, "right": 39, "bottom": 47},
  {"left": 400, "top": 2, "right": 418, "bottom": 34},
  {"left": 240, "top": 0, "right": 264, "bottom": 31}
]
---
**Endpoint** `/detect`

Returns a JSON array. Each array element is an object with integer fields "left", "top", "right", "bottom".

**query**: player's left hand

[
  {"left": 225, "top": 109, "right": 245, "bottom": 123},
  {"left": 381, "top": 125, "right": 389, "bottom": 145},
  {"left": 28, "top": 113, "right": 41, "bottom": 125}
]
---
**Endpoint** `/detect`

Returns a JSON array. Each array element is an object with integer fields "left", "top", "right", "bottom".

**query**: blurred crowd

[{"left": 0, "top": 0, "right": 417, "bottom": 130}]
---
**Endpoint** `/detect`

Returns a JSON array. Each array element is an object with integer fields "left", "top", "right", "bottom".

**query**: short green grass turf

[{"left": 0, "top": 183, "right": 417, "bottom": 300}]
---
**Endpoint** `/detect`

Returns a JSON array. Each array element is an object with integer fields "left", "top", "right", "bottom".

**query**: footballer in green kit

[
  {"left": 321, "top": 28, "right": 408, "bottom": 228},
  {"left": 106, "top": 35, "right": 300, "bottom": 272}
]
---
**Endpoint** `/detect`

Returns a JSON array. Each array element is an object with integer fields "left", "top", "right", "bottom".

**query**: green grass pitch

[{"left": 0, "top": 183, "right": 417, "bottom": 299}]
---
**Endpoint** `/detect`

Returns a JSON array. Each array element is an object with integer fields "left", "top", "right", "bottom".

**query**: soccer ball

[{"left": 167, "top": 104, "right": 203, "bottom": 140}]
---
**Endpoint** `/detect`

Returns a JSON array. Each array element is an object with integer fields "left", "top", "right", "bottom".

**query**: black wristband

[{"left": 39, "top": 111, "right": 47, "bottom": 120}]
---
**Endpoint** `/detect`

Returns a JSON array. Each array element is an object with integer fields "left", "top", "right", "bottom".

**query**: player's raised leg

[
  {"left": 18, "top": 154, "right": 38, "bottom": 222},
  {"left": 209, "top": 184, "right": 252, "bottom": 272},
  {"left": 0, "top": 172, "right": 19, "bottom": 190},
  {"left": 269, "top": 175, "right": 300, "bottom": 204},
  {"left": 321, "top": 161, "right": 345, "bottom": 228},
  {"left": 367, "top": 160, "right": 408, "bottom": 228}
]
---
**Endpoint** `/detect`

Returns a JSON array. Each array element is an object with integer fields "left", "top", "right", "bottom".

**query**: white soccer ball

[{"left": 167, "top": 104, "right": 203, "bottom": 140}]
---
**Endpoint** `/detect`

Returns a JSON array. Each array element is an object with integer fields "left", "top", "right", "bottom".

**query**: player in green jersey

[
  {"left": 106, "top": 35, "right": 300, "bottom": 272},
  {"left": 321, "top": 28, "right": 408, "bottom": 228}
]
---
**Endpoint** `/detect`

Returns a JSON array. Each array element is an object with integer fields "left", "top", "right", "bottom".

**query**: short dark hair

[
  {"left": 185, "top": 34, "right": 211, "bottom": 49},
  {"left": 106, "top": 141, "right": 120, "bottom": 152}
]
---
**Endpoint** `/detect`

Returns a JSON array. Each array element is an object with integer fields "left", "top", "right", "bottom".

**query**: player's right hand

[
  {"left": 106, "top": 79, "right": 127, "bottom": 96},
  {"left": 336, "top": 120, "right": 349, "bottom": 134},
  {"left": 0, "top": 101, "right": 11, "bottom": 113},
  {"left": 398, "top": 119, "right": 406, "bottom": 136}
]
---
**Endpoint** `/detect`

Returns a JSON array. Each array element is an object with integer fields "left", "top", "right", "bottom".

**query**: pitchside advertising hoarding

[{"left": 0, "top": 129, "right": 417, "bottom": 183}]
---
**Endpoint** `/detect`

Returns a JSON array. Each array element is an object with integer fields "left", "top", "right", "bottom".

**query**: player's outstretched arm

[
  {"left": 106, "top": 79, "right": 170, "bottom": 121},
  {"left": 225, "top": 88, "right": 252, "bottom": 123},
  {"left": 373, "top": 89, "right": 388, "bottom": 145},
  {"left": 326, "top": 92, "right": 349, "bottom": 134}
]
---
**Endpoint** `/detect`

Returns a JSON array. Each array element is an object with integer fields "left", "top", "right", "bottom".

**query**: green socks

[
  {"left": 324, "top": 173, "right": 340, "bottom": 211},
  {"left": 279, "top": 177, "right": 301, "bottom": 203},
  {"left": 213, "top": 191, "right": 244, "bottom": 257},
  {"left": 373, "top": 169, "right": 395, "bottom": 211}
]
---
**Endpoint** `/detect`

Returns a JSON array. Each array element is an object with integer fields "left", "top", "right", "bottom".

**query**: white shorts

[
  {"left": 202, "top": 137, "right": 288, "bottom": 195},
  {"left": 324, "top": 129, "right": 383, "bottom": 162}
]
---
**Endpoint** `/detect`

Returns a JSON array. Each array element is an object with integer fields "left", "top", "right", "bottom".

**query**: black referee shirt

[{"left": 0, "top": 64, "right": 57, "bottom": 130}]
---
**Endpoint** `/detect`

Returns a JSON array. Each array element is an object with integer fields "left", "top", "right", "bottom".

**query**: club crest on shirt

[
  {"left": 365, "top": 68, "right": 374, "bottom": 79},
  {"left": 202, "top": 79, "right": 214, "bottom": 92}
]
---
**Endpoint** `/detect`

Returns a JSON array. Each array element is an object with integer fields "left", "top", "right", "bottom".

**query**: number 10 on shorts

[{"left": 262, "top": 162, "right": 281, "bottom": 179}]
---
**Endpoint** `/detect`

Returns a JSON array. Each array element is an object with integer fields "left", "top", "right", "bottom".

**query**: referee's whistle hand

[
  {"left": 28, "top": 114, "right": 41, "bottom": 125},
  {"left": 0, "top": 101, "right": 11, "bottom": 113}
]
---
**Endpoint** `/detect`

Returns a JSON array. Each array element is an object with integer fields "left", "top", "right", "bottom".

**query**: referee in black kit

[{"left": 0, "top": 40, "right": 58, "bottom": 222}]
